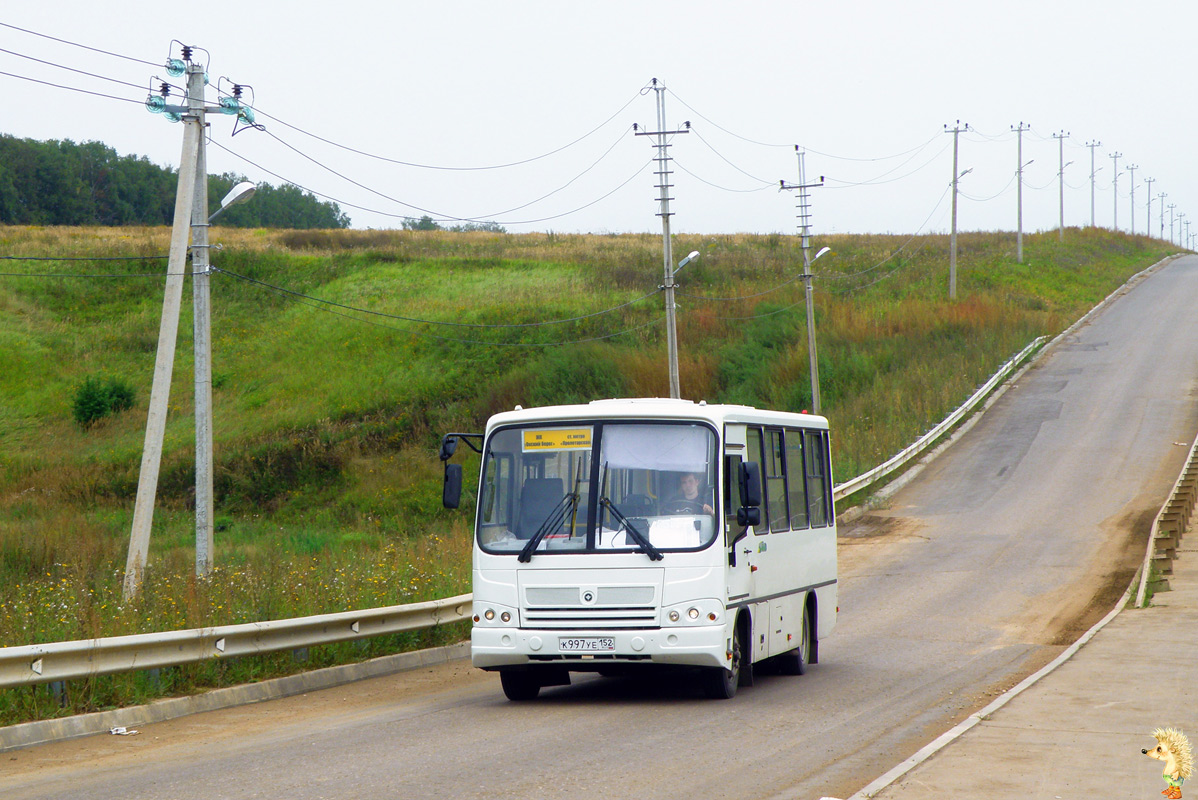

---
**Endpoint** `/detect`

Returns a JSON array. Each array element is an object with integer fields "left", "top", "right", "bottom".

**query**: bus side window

[
  {"left": 723, "top": 454, "right": 743, "bottom": 530},
  {"left": 746, "top": 427, "right": 769, "bottom": 533},
  {"left": 805, "top": 429, "right": 830, "bottom": 527},
  {"left": 785, "top": 430, "right": 809, "bottom": 530},
  {"left": 766, "top": 428, "right": 789, "bottom": 533}
]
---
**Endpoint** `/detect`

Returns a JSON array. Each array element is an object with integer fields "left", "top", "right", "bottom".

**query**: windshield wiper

[
  {"left": 518, "top": 461, "right": 584, "bottom": 563},
  {"left": 599, "top": 464, "right": 663, "bottom": 561}
]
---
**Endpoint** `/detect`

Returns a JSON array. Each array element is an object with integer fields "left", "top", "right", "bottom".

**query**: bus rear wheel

[
  {"left": 776, "top": 608, "right": 811, "bottom": 676},
  {"left": 499, "top": 669, "right": 541, "bottom": 701}
]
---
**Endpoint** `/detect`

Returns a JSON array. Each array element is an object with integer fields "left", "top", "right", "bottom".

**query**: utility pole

[
  {"left": 192, "top": 103, "right": 213, "bottom": 579},
  {"left": 1126, "top": 164, "right": 1138, "bottom": 235},
  {"left": 780, "top": 148, "right": 825, "bottom": 414},
  {"left": 1178, "top": 213, "right": 1186, "bottom": 247},
  {"left": 1145, "top": 178, "right": 1155, "bottom": 239},
  {"left": 1086, "top": 140, "right": 1101, "bottom": 227},
  {"left": 1053, "top": 131, "right": 1069, "bottom": 242},
  {"left": 124, "top": 59, "right": 205, "bottom": 599},
  {"left": 1013, "top": 122, "right": 1029, "bottom": 263},
  {"left": 1186, "top": 219, "right": 1192, "bottom": 249},
  {"left": 1159, "top": 193, "right": 1168, "bottom": 239},
  {"left": 946, "top": 121, "right": 969, "bottom": 299},
  {"left": 1109, "top": 152, "right": 1122, "bottom": 231},
  {"left": 634, "top": 79, "right": 689, "bottom": 399},
  {"left": 1167, "top": 203, "right": 1176, "bottom": 244}
]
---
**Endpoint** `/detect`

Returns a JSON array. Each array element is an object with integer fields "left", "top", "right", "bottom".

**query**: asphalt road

[{"left": 5, "top": 256, "right": 1198, "bottom": 800}]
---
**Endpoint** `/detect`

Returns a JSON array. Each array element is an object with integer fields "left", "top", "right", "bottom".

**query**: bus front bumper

[{"left": 471, "top": 624, "right": 730, "bottom": 671}]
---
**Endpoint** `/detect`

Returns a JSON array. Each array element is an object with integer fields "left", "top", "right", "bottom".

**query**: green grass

[{"left": 0, "top": 223, "right": 1179, "bottom": 722}]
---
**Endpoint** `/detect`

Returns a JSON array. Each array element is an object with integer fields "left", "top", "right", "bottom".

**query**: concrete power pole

[
  {"left": 124, "top": 61, "right": 206, "bottom": 599},
  {"left": 946, "top": 121, "right": 969, "bottom": 299},
  {"left": 780, "top": 149, "right": 825, "bottom": 414},
  {"left": 192, "top": 111, "right": 214, "bottom": 579},
  {"left": 1159, "top": 193, "right": 1168, "bottom": 239},
  {"left": 1109, "top": 152, "right": 1122, "bottom": 231},
  {"left": 1013, "top": 122, "right": 1029, "bottom": 263},
  {"left": 1126, "top": 164, "right": 1138, "bottom": 236},
  {"left": 1167, "top": 204, "right": 1177, "bottom": 244},
  {"left": 634, "top": 79, "right": 689, "bottom": 399},
  {"left": 1086, "top": 140, "right": 1102, "bottom": 227},
  {"left": 1145, "top": 178, "right": 1155, "bottom": 239},
  {"left": 1053, "top": 131, "right": 1069, "bottom": 242}
]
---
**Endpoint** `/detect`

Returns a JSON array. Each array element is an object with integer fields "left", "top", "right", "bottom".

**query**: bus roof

[{"left": 485, "top": 398, "right": 829, "bottom": 432}]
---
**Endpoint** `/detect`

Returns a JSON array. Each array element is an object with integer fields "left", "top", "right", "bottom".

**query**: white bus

[{"left": 440, "top": 398, "right": 837, "bottom": 700}]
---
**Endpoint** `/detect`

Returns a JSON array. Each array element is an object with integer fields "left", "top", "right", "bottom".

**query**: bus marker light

[
  {"left": 708, "top": 612, "right": 718, "bottom": 622},
  {"left": 687, "top": 608, "right": 700, "bottom": 620},
  {"left": 473, "top": 615, "right": 480, "bottom": 623},
  {"left": 668, "top": 610, "right": 680, "bottom": 622},
  {"left": 484, "top": 609, "right": 495, "bottom": 621},
  {"left": 500, "top": 611, "right": 511, "bottom": 623}
]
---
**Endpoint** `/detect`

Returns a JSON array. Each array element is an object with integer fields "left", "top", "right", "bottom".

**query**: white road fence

[{"left": 0, "top": 594, "right": 470, "bottom": 689}]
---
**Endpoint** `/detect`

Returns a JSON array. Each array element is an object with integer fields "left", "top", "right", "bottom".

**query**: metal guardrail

[
  {"left": 1136, "top": 433, "right": 1198, "bottom": 607},
  {"left": 832, "top": 336, "right": 1046, "bottom": 502},
  {"left": 0, "top": 594, "right": 471, "bottom": 689}
]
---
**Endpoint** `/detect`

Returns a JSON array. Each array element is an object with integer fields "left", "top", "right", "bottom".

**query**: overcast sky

[{"left": 3, "top": 1, "right": 1195, "bottom": 240}]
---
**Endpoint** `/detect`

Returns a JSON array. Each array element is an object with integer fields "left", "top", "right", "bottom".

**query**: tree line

[{"left": 0, "top": 135, "right": 350, "bottom": 229}]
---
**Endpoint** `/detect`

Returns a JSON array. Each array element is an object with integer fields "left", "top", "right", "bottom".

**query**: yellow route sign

[{"left": 523, "top": 428, "right": 592, "bottom": 452}]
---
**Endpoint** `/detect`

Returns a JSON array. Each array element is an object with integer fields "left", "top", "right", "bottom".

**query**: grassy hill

[{"left": 0, "top": 223, "right": 1177, "bottom": 718}]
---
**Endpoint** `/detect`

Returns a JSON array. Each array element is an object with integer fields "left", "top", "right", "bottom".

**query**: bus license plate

[{"left": 559, "top": 636, "right": 615, "bottom": 652}]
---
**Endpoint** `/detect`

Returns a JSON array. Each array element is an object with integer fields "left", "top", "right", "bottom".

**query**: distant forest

[{"left": 0, "top": 135, "right": 350, "bottom": 229}]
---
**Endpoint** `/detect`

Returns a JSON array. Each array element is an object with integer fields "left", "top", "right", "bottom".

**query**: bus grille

[{"left": 522, "top": 585, "right": 658, "bottom": 628}]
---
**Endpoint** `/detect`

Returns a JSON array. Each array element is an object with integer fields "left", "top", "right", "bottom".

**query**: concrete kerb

[
  {"left": 837, "top": 252, "right": 1181, "bottom": 524},
  {"left": 0, "top": 641, "right": 469, "bottom": 753}
]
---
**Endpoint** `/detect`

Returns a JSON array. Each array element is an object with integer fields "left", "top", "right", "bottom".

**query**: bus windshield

[{"left": 476, "top": 421, "right": 718, "bottom": 557}]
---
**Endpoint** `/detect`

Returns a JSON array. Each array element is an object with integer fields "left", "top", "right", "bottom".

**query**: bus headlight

[
  {"left": 662, "top": 600, "right": 721, "bottom": 626},
  {"left": 473, "top": 602, "right": 517, "bottom": 627}
]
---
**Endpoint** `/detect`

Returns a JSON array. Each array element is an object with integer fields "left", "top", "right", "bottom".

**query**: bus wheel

[
  {"left": 777, "top": 609, "right": 811, "bottom": 676},
  {"left": 499, "top": 669, "right": 541, "bottom": 701},
  {"left": 703, "top": 623, "right": 742, "bottom": 699}
]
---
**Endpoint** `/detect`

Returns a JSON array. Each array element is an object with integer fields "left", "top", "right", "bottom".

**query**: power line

[
  {"left": 210, "top": 137, "right": 654, "bottom": 226},
  {"left": 233, "top": 89, "right": 645, "bottom": 172},
  {"left": 671, "top": 159, "right": 775, "bottom": 194},
  {"left": 1, "top": 254, "right": 168, "bottom": 261},
  {"left": 687, "top": 126, "right": 775, "bottom": 185},
  {"left": 214, "top": 266, "right": 662, "bottom": 329},
  {"left": 0, "top": 21, "right": 160, "bottom": 68},
  {"left": 226, "top": 271, "right": 666, "bottom": 348},
  {"left": 666, "top": 86, "right": 944, "bottom": 163},
  {"left": 0, "top": 45, "right": 148, "bottom": 92},
  {"left": 823, "top": 140, "right": 953, "bottom": 188},
  {"left": 0, "top": 67, "right": 143, "bottom": 106}
]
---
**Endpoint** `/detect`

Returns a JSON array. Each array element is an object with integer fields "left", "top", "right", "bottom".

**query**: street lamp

[
  {"left": 194, "top": 180, "right": 256, "bottom": 577},
  {"left": 803, "top": 246, "right": 831, "bottom": 414},
  {"left": 665, "top": 250, "right": 699, "bottom": 399},
  {"left": 210, "top": 180, "right": 256, "bottom": 222}
]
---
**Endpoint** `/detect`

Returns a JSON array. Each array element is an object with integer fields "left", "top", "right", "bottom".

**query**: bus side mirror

[
  {"left": 738, "top": 461, "right": 762, "bottom": 507},
  {"left": 736, "top": 506, "right": 761, "bottom": 527},
  {"left": 736, "top": 461, "right": 762, "bottom": 527},
  {"left": 443, "top": 463, "right": 463, "bottom": 509}
]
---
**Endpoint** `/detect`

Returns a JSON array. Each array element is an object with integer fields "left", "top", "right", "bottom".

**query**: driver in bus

[{"left": 664, "top": 472, "right": 714, "bottom": 515}]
